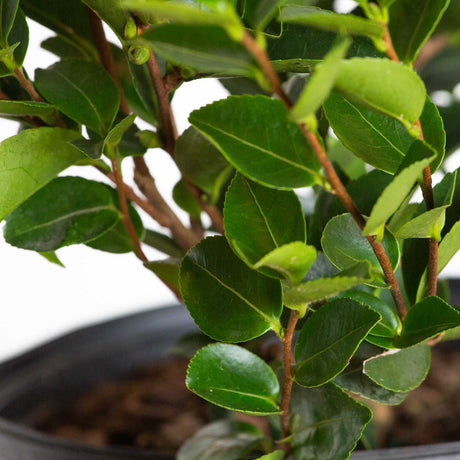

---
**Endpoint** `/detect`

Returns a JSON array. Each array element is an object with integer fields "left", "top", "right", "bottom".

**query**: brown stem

[
  {"left": 383, "top": 26, "right": 399, "bottom": 62},
  {"left": 111, "top": 157, "right": 147, "bottom": 262},
  {"left": 280, "top": 310, "right": 299, "bottom": 454},
  {"left": 13, "top": 67, "right": 43, "bottom": 102}
]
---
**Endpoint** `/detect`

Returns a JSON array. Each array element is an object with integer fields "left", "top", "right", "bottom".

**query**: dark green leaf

[
  {"left": 0, "top": 100, "right": 55, "bottom": 124},
  {"left": 364, "top": 343, "right": 431, "bottom": 392},
  {"left": 144, "top": 257, "right": 181, "bottom": 291},
  {"left": 294, "top": 298, "right": 380, "bottom": 387},
  {"left": 0, "top": 0, "right": 19, "bottom": 46},
  {"left": 83, "top": 0, "right": 129, "bottom": 39},
  {"left": 175, "top": 127, "right": 232, "bottom": 203},
  {"left": 177, "top": 420, "right": 265, "bottom": 460},
  {"left": 334, "top": 342, "right": 408, "bottom": 405},
  {"left": 443, "top": 166, "right": 460, "bottom": 237},
  {"left": 186, "top": 343, "right": 280, "bottom": 414},
  {"left": 283, "top": 262, "right": 372, "bottom": 312},
  {"left": 224, "top": 173, "right": 306, "bottom": 269},
  {"left": 334, "top": 58, "right": 426, "bottom": 125},
  {"left": 290, "top": 383, "right": 371, "bottom": 460},
  {"left": 35, "top": 59, "right": 120, "bottom": 136},
  {"left": 173, "top": 179, "right": 202, "bottom": 219},
  {"left": 190, "top": 95, "right": 322, "bottom": 189},
  {"left": 4, "top": 177, "right": 120, "bottom": 251},
  {"left": 138, "top": 24, "right": 257, "bottom": 77},
  {"left": 180, "top": 236, "right": 283, "bottom": 342},
  {"left": 395, "top": 296, "right": 460, "bottom": 348},
  {"left": 0, "top": 128, "right": 83, "bottom": 221},
  {"left": 0, "top": 8, "right": 28, "bottom": 76},
  {"left": 389, "top": 0, "right": 450, "bottom": 64},
  {"left": 143, "top": 228, "right": 184, "bottom": 257},
  {"left": 41, "top": 35, "right": 89, "bottom": 59},
  {"left": 71, "top": 138, "right": 103, "bottom": 160},
  {"left": 240, "top": 0, "right": 283, "bottom": 30},
  {"left": 322, "top": 213, "right": 400, "bottom": 286}
]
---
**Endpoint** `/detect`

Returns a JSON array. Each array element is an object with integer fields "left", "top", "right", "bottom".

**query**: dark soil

[{"left": 34, "top": 345, "right": 460, "bottom": 453}]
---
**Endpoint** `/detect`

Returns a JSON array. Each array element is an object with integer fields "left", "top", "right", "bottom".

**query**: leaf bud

[{"left": 128, "top": 45, "right": 150, "bottom": 65}]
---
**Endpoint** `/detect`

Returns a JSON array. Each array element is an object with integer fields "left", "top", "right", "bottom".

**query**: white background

[{"left": 0, "top": 16, "right": 459, "bottom": 362}]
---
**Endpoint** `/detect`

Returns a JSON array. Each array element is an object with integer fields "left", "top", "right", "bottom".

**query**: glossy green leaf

[
  {"left": 283, "top": 262, "right": 372, "bottom": 312},
  {"left": 103, "top": 113, "right": 136, "bottom": 151},
  {"left": 173, "top": 180, "right": 202, "bottom": 219},
  {"left": 144, "top": 257, "right": 181, "bottom": 291},
  {"left": 190, "top": 95, "right": 322, "bottom": 189},
  {"left": 41, "top": 35, "right": 88, "bottom": 59},
  {"left": 177, "top": 420, "right": 265, "bottom": 460},
  {"left": 335, "top": 290, "right": 401, "bottom": 338},
  {"left": 294, "top": 298, "right": 380, "bottom": 387},
  {"left": 35, "top": 59, "right": 120, "bottom": 136},
  {"left": 255, "top": 451, "right": 285, "bottom": 460},
  {"left": 0, "top": 100, "right": 55, "bottom": 124},
  {"left": 187, "top": 343, "right": 280, "bottom": 414},
  {"left": 240, "top": 0, "right": 283, "bottom": 30},
  {"left": 71, "top": 138, "right": 103, "bottom": 160},
  {"left": 291, "top": 37, "right": 351, "bottom": 122},
  {"left": 175, "top": 127, "right": 232, "bottom": 203},
  {"left": 438, "top": 221, "right": 460, "bottom": 275},
  {"left": 362, "top": 142, "right": 436, "bottom": 236},
  {"left": 333, "top": 342, "right": 408, "bottom": 405},
  {"left": 224, "top": 173, "right": 306, "bottom": 269},
  {"left": 395, "top": 296, "right": 460, "bottom": 348},
  {"left": 4, "top": 177, "right": 120, "bottom": 251},
  {"left": 322, "top": 213, "right": 400, "bottom": 286},
  {"left": 180, "top": 236, "right": 283, "bottom": 342},
  {"left": 138, "top": 24, "right": 257, "bottom": 77},
  {"left": 0, "top": 8, "right": 28, "bottom": 76},
  {"left": 82, "top": 0, "right": 129, "bottom": 39},
  {"left": 0, "top": 0, "right": 19, "bottom": 46},
  {"left": 0, "top": 128, "right": 83, "bottom": 221},
  {"left": 389, "top": 0, "right": 451, "bottom": 64},
  {"left": 334, "top": 58, "right": 426, "bottom": 124},
  {"left": 363, "top": 344, "right": 431, "bottom": 392},
  {"left": 280, "top": 6, "right": 384, "bottom": 39},
  {"left": 143, "top": 229, "right": 184, "bottom": 257},
  {"left": 290, "top": 383, "right": 371, "bottom": 460}
]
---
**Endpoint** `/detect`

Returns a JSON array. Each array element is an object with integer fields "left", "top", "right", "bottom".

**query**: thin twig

[
  {"left": 280, "top": 310, "right": 299, "bottom": 455},
  {"left": 383, "top": 26, "right": 399, "bottom": 62},
  {"left": 13, "top": 67, "right": 43, "bottom": 102}
]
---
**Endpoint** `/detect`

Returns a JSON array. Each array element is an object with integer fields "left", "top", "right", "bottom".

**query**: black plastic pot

[{"left": 0, "top": 280, "right": 459, "bottom": 459}]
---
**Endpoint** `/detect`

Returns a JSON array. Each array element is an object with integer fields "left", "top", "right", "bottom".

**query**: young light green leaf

[
  {"left": 186, "top": 343, "right": 280, "bottom": 414},
  {"left": 290, "top": 383, "right": 372, "bottom": 460},
  {"left": 177, "top": 420, "right": 265, "bottom": 460},
  {"left": 322, "top": 213, "right": 400, "bottom": 286},
  {"left": 255, "top": 451, "right": 285, "bottom": 460},
  {"left": 395, "top": 296, "right": 460, "bottom": 348},
  {"left": 279, "top": 6, "right": 384, "bottom": 39},
  {"left": 0, "top": 0, "right": 19, "bottom": 46},
  {"left": 224, "top": 173, "right": 306, "bottom": 269},
  {"left": 39, "top": 251, "right": 65, "bottom": 268},
  {"left": 335, "top": 290, "right": 401, "bottom": 338},
  {"left": 180, "top": 236, "right": 283, "bottom": 342},
  {"left": 283, "top": 262, "right": 372, "bottom": 312},
  {"left": 334, "top": 58, "right": 426, "bottom": 124},
  {"left": 175, "top": 127, "right": 233, "bottom": 204},
  {"left": 4, "top": 177, "right": 121, "bottom": 251},
  {"left": 190, "top": 95, "right": 322, "bottom": 189},
  {"left": 334, "top": 342, "right": 408, "bottom": 405},
  {"left": 291, "top": 37, "right": 351, "bottom": 122},
  {"left": 389, "top": 0, "right": 451, "bottom": 64},
  {"left": 144, "top": 258, "right": 181, "bottom": 291},
  {"left": 0, "top": 100, "right": 55, "bottom": 124},
  {"left": 35, "top": 59, "right": 120, "bottom": 136},
  {"left": 363, "top": 344, "right": 431, "bottom": 392},
  {"left": 294, "top": 298, "right": 381, "bottom": 387},
  {"left": 362, "top": 142, "right": 436, "bottom": 236},
  {"left": 0, "top": 128, "right": 84, "bottom": 221},
  {"left": 103, "top": 113, "right": 136, "bottom": 151}
]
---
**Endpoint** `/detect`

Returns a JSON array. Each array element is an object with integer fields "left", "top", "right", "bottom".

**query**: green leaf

[
  {"left": 362, "top": 142, "right": 436, "bottom": 236},
  {"left": 41, "top": 35, "right": 89, "bottom": 60},
  {"left": 224, "top": 173, "right": 306, "bottom": 269},
  {"left": 175, "top": 127, "right": 233, "bottom": 203},
  {"left": 0, "top": 100, "right": 55, "bottom": 124},
  {"left": 39, "top": 250, "right": 65, "bottom": 267},
  {"left": 334, "top": 58, "right": 426, "bottom": 124},
  {"left": 143, "top": 228, "right": 184, "bottom": 257},
  {"left": 0, "top": 8, "right": 28, "bottom": 76},
  {"left": 363, "top": 343, "right": 431, "bottom": 392},
  {"left": 190, "top": 95, "right": 322, "bottom": 189},
  {"left": 283, "top": 262, "right": 372, "bottom": 312},
  {"left": 103, "top": 113, "right": 136, "bottom": 151},
  {"left": 290, "top": 382, "right": 372, "bottom": 460},
  {"left": 334, "top": 342, "right": 408, "bottom": 405},
  {"left": 0, "top": 128, "right": 84, "bottom": 221},
  {"left": 290, "top": 37, "right": 351, "bottom": 122},
  {"left": 35, "top": 59, "right": 120, "bottom": 137},
  {"left": 294, "top": 298, "right": 380, "bottom": 387},
  {"left": 173, "top": 180, "right": 202, "bottom": 219},
  {"left": 335, "top": 290, "right": 401, "bottom": 338},
  {"left": 255, "top": 451, "right": 285, "bottom": 460},
  {"left": 71, "top": 138, "right": 103, "bottom": 160},
  {"left": 0, "top": 0, "right": 19, "bottom": 46},
  {"left": 82, "top": 0, "right": 129, "bottom": 39},
  {"left": 180, "top": 236, "right": 283, "bottom": 342},
  {"left": 388, "top": 0, "right": 451, "bottom": 64},
  {"left": 4, "top": 177, "right": 120, "bottom": 251},
  {"left": 438, "top": 221, "right": 460, "bottom": 274},
  {"left": 177, "top": 420, "right": 265, "bottom": 460},
  {"left": 279, "top": 6, "right": 384, "bottom": 39},
  {"left": 186, "top": 343, "right": 280, "bottom": 414},
  {"left": 322, "top": 213, "right": 400, "bottom": 286},
  {"left": 144, "top": 257, "right": 181, "bottom": 291},
  {"left": 395, "top": 296, "right": 460, "bottom": 348},
  {"left": 240, "top": 0, "right": 283, "bottom": 30},
  {"left": 138, "top": 24, "right": 257, "bottom": 77}
]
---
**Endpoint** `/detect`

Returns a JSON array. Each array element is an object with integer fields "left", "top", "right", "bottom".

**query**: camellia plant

[{"left": 1, "top": 0, "right": 460, "bottom": 458}]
